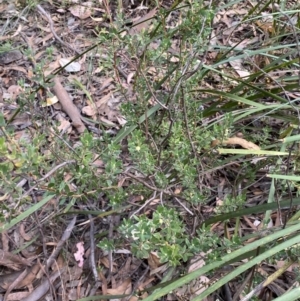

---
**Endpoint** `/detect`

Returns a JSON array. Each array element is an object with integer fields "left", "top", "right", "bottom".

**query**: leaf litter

[{"left": 0, "top": 0, "right": 299, "bottom": 300}]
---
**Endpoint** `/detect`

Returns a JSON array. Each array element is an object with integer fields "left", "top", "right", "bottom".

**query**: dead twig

[
  {"left": 52, "top": 77, "right": 87, "bottom": 133},
  {"left": 46, "top": 215, "right": 77, "bottom": 268},
  {"left": 20, "top": 268, "right": 66, "bottom": 301},
  {"left": 88, "top": 214, "right": 101, "bottom": 296},
  {"left": 17, "top": 160, "right": 75, "bottom": 200},
  {"left": 130, "top": 192, "right": 157, "bottom": 217},
  {"left": 4, "top": 269, "right": 27, "bottom": 301},
  {"left": 122, "top": 171, "right": 177, "bottom": 197},
  {"left": 36, "top": 4, "right": 80, "bottom": 55}
]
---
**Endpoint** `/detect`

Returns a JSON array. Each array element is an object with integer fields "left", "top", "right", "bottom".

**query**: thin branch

[
  {"left": 46, "top": 216, "right": 77, "bottom": 268},
  {"left": 18, "top": 160, "right": 75, "bottom": 200},
  {"left": 88, "top": 214, "right": 101, "bottom": 296},
  {"left": 36, "top": 5, "right": 80, "bottom": 55}
]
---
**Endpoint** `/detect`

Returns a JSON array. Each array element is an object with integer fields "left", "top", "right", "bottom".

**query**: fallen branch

[
  {"left": 46, "top": 215, "right": 77, "bottom": 268},
  {"left": 20, "top": 268, "right": 65, "bottom": 301},
  {"left": 52, "top": 77, "right": 86, "bottom": 134}
]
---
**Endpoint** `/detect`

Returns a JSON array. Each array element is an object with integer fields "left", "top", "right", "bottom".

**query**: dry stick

[
  {"left": 27, "top": 217, "right": 78, "bottom": 300},
  {"left": 37, "top": 260, "right": 57, "bottom": 301},
  {"left": 125, "top": 266, "right": 150, "bottom": 301},
  {"left": 88, "top": 214, "right": 101, "bottom": 296},
  {"left": 174, "top": 197, "right": 194, "bottom": 216},
  {"left": 130, "top": 192, "right": 157, "bottom": 217},
  {"left": 17, "top": 160, "right": 75, "bottom": 200},
  {"left": 46, "top": 216, "right": 77, "bottom": 268},
  {"left": 36, "top": 4, "right": 80, "bottom": 55},
  {"left": 107, "top": 216, "right": 114, "bottom": 279},
  {"left": 4, "top": 269, "right": 27, "bottom": 301},
  {"left": 52, "top": 77, "right": 86, "bottom": 134},
  {"left": 21, "top": 268, "right": 66, "bottom": 301},
  {"left": 30, "top": 187, "right": 48, "bottom": 258},
  {"left": 122, "top": 171, "right": 175, "bottom": 196}
]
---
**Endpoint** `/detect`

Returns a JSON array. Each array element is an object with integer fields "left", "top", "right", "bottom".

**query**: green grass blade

[
  {"left": 113, "top": 64, "right": 178, "bottom": 143},
  {"left": 193, "top": 234, "right": 300, "bottom": 300},
  {"left": 0, "top": 194, "right": 55, "bottom": 233},
  {"left": 143, "top": 223, "right": 300, "bottom": 301},
  {"left": 281, "top": 134, "right": 300, "bottom": 143},
  {"left": 201, "top": 197, "right": 300, "bottom": 227},
  {"left": 273, "top": 287, "right": 300, "bottom": 301},
  {"left": 217, "top": 149, "right": 291, "bottom": 155},
  {"left": 113, "top": 104, "right": 161, "bottom": 144},
  {"left": 267, "top": 174, "right": 300, "bottom": 181}
]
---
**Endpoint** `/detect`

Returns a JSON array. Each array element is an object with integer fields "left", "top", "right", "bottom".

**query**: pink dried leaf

[{"left": 74, "top": 242, "right": 84, "bottom": 268}]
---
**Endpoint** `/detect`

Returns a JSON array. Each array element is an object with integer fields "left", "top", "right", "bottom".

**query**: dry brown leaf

[
  {"left": 19, "top": 223, "right": 32, "bottom": 241},
  {"left": 100, "top": 257, "right": 117, "bottom": 272},
  {"left": 1, "top": 233, "right": 9, "bottom": 252},
  {"left": 0, "top": 264, "right": 39, "bottom": 291},
  {"left": 96, "top": 93, "right": 111, "bottom": 108},
  {"left": 7, "top": 85, "right": 22, "bottom": 101},
  {"left": 147, "top": 252, "right": 161, "bottom": 270},
  {"left": 107, "top": 278, "right": 131, "bottom": 295},
  {"left": 129, "top": 8, "right": 157, "bottom": 35},
  {"left": 57, "top": 118, "right": 72, "bottom": 133},
  {"left": 69, "top": 2, "right": 93, "bottom": 19},
  {"left": 44, "top": 57, "right": 61, "bottom": 77},
  {"left": 82, "top": 105, "right": 96, "bottom": 117},
  {"left": 212, "top": 137, "right": 260, "bottom": 150},
  {"left": 0, "top": 249, "right": 32, "bottom": 270}
]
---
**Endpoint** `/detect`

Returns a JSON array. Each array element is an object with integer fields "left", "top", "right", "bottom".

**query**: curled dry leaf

[
  {"left": 7, "top": 85, "right": 23, "bottom": 101},
  {"left": 212, "top": 137, "right": 260, "bottom": 150},
  {"left": 147, "top": 252, "right": 161, "bottom": 270},
  {"left": 74, "top": 242, "right": 85, "bottom": 268},
  {"left": 19, "top": 223, "right": 32, "bottom": 241},
  {"left": 69, "top": 2, "right": 93, "bottom": 19}
]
